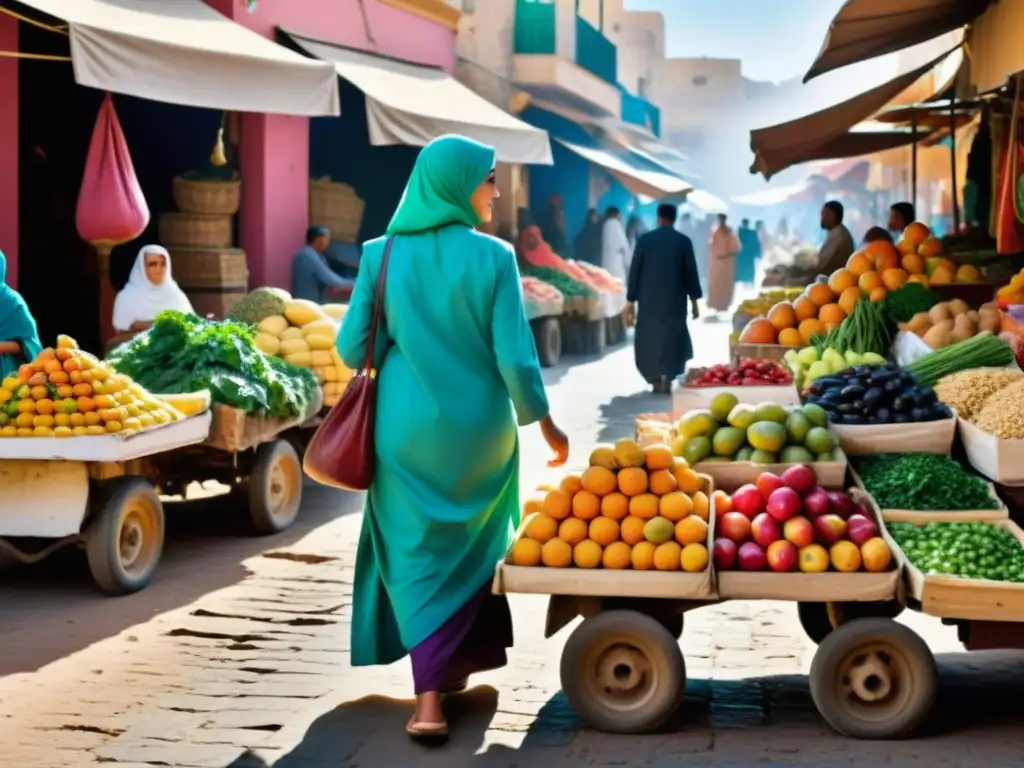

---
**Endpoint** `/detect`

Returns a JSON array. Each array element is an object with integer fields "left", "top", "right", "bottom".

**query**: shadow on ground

[
  {"left": 0, "top": 480, "right": 361, "bottom": 677},
  {"left": 232, "top": 651, "right": 1024, "bottom": 767}
]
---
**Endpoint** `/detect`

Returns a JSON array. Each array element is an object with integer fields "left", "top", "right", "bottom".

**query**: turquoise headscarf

[
  {"left": 0, "top": 252, "right": 43, "bottom": 379},
  {"left": 386, "top": 134, "right": 496, "bottom": 235}
]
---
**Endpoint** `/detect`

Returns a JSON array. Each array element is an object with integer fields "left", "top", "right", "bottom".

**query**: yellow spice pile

[
  {"left": 935, "top": 369, "right": 1024, "bottom": 419},
  {"left": 973, "top": 379, "right": 1024, "bottom": 438}
]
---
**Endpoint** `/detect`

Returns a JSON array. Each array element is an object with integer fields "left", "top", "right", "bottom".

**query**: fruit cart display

[{"left": 522, "top": 276, "right": 566, "bottom": 368}]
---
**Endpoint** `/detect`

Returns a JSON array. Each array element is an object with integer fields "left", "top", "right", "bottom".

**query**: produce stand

[
  {"left": 562, "top": 295, "right": 609, "bottom": 356},
  {"left": 525, "top": 295, "right": 565, "bottom": 368}
]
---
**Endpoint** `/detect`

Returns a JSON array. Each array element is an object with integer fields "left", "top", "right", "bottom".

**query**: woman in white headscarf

[{"left": 112, "top": 245, "right": 194, "bottom": 334}]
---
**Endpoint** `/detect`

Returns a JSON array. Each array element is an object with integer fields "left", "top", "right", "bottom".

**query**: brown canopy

[
  {"left": 750, "top": 129, "right": 927, "bottom": 178},
  {"left": 750, "top": 51, "right": 952, "bottom": 179},
  {"left": 804, "top": 0, "right": 991, "bottom": 82}
]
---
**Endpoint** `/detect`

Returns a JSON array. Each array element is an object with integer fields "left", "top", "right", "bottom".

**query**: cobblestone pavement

[{"left": 2, "top": 321, "right": 1024, "bottom": 767}]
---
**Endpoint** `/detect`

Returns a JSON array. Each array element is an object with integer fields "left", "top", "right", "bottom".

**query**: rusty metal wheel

[
  {"left": 86, "top": 477, "right": 164, "bottom": 595},
  {"left": 249, "top": 439, "right": 302, "bottom": 534}
]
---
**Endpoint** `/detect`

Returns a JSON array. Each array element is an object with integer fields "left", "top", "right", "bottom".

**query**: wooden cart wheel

[
  {"left": 560, "top": 610, "right": 685, "bottom": 734},
  {"left": 249, "top": 439, "right": 302, "bottom": 534},
  {"left": 799, "top": 601, "right": 907, "bottom": 645},
  {"left": 810, "top": 617, "right": 937, "bottom": 739},
  {"left": 532, "top": 317, "right": 562, "bottom": 368},
  {"left": 85, "top": 477, "right": 165, "bottom": 596}
]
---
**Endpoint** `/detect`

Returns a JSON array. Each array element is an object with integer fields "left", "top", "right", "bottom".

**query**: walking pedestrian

[
  {"left": 335, "top": 134, "right": 569, "bottom": 743},
  {"left": 707, "top": 213, "right": 740, "bottom": 319},
  {"left": 626, "top": 203, "right": 702, "bottom": 394}
]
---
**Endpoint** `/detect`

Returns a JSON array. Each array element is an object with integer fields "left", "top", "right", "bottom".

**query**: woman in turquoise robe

[
  {"left": 335, "top": 135, "right": 569, "bottom": 741},
  {"left": 0, "top": 251, "right": 43, "bottom": 379}
]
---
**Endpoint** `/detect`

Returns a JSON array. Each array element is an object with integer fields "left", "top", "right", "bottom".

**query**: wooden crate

[
  {"left": 172, "top": 246, "right": 248, "bottom": 290},
  {"left": 731, "top": 342, "right": 801, "bottom": 364},
  {"left": 880, "top": 515, "right": 1024, "bottom": 622},
  {"left": 493, "top": 475, "right": 717, "bottom": 600},
  {"left": 186, "top": 287, "right": 245, "bottom": 319},
  {"left": 717, "top": 489, "right": 900, "bottom": 601},
  {"left": 159, "top": 212, "right": 233, "bottom": 248},
  {"left": 851, "top": 466, "right": 1008, "bottom": 524}
]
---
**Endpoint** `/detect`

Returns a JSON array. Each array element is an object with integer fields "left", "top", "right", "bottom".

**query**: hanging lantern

[{"left": 76, "top": 92, "right": 150, "bottom": 341}]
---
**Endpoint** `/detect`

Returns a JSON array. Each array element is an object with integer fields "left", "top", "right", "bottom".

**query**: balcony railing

[
  {"left": 513, "top": 0, "right": 556, "bottom": 55},
  {"left": 620, "top": 86, "right": 661, "bottom": 137},
  {"left": 575, "top": 16, "right": 616, "bottom": 84}
]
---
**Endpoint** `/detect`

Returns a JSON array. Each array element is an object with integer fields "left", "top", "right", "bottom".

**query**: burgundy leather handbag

[{"left": 302, "top": 237, "right": 392, "bottom": 491}]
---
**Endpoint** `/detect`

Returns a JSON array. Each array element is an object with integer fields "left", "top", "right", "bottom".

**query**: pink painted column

[{"left": 0, "top": 14, "right": 18, "bottom": 288}]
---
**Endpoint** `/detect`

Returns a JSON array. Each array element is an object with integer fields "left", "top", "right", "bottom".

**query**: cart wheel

[
  {"left": 560, "top": 610, "right": 685, "bottom": 734},
  {"left": 86, "top": 477, "right": 165, "bottom": 596},
  {"left": 533, "top": 317, "right": 562, "bottom": 368},
  {"left": 810, "top": 617, "right": 937, "bottom": 739},
  {"left": 249, "top": 439, "right": 303, "bottom": 534},
  {"left": 799, "top": 601, "right": 907, "bottom": 645}
]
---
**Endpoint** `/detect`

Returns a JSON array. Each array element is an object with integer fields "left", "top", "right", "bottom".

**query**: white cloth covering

[{"left": 112, "top": 246, "right": 194, "bottom": 332}]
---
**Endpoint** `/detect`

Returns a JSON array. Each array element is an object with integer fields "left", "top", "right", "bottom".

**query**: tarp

[
  {"left": 281, "top": 29, "right": 553, "bottom": 165},
  {"left": 804, "top": 0, "right": 991, "bottom": 82},
  {"left": 17, "top": 0, "right": 340, "bottom": 116},
  {"left": 750, "top": 49, "right": 955, "bottom": 179},
  {"left": 555, "top": 139, "right": 692, "bottom": 198}
]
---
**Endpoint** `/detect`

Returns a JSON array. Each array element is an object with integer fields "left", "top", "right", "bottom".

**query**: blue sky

[{"left": 623, "top": 0, "right": 846, "bottom": 83}]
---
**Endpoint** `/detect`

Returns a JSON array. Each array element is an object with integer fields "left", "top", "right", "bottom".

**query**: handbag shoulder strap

[{"left": 363, "top": 236, "right": 393, "bottom": 374}]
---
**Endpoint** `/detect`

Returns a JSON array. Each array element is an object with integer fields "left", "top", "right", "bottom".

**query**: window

[
  {"left": 692, "top": 75, "right": 708, "bottom": 87},
  {"left": 637, "top": 76, "right": 649, "bottom": 98}
]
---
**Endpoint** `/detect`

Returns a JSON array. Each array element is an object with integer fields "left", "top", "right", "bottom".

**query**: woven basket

[
  {"left": 159, "top": 212, "right": 233, "bottom": 248},
  {"left": 309, "top": 178, "right": 365, "bottom": 242},
  {"left": 173, "top": 177, "right": 241, "bottom": 215},
  {"left": 172, "top": 247, "right": 248, "bottom": 290},
  {"left": 185, "top": 287, "right": 246, "bottom": 320}
]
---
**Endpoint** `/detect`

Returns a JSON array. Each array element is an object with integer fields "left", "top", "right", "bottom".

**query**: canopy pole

[
  {"left": 911, "top": 111, "right": 918, "bottom": 212},
  {"left": 950, "top": 95, "right": 960, "bottom": 233}
]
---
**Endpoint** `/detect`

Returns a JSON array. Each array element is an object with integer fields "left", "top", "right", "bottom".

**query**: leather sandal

[
  {"left": 441, "top": 677, "right": 468, "bottom": 694},
  {"left": 406, "top": 714, "right": 449, "bottom": 744}
]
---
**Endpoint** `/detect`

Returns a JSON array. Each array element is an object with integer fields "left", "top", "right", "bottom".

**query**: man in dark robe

[
  {"left": 626, "top": 203, "right": 702, "bottom": 394},
  {"left": 573, "top": 208, "right": 602, "bottom": 264}
]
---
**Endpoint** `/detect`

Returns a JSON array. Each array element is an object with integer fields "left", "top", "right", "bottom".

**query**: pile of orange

[{"left": 740, "top": 222, "right": 969, "bottom": 348}]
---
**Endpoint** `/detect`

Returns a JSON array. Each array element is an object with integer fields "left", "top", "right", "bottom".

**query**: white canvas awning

[
  {"left": 281, "top": 29, "right": 553, "bottom": 165},
  {"left": 556, "top": 140, "right": 692, "bottom": 198},
  {"left": 17, "top": 0, "right": 339, "bottom": 116}
]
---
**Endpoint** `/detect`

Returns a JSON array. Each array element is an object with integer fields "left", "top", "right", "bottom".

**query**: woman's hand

[{"left": 540, "top": 416, "right": 569, "bottom": 468}]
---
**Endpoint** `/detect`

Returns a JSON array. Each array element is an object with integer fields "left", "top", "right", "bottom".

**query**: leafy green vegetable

[
  {"left": 882, "top": 283, "right": 941, "bottom": 324},
  {"left": 107, "top": 311, "right": 317, "bottom": 419},
  {"left": 857, "top": 453, "right": 999, "bottom": 511}
]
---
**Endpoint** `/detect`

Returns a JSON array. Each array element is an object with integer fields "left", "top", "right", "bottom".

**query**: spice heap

[
  {"left": 972, "top": 380, "right": 1024, "bottom": 438},
  {"left": 934, "top": 369, "right": 1024, "bottom": 419},
  {"left": 856, "top": 453, "right": 999, "bottom": 511}
]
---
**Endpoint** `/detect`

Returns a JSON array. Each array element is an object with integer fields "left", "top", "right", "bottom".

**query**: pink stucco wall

[
  {"left": 205, "top": 0, "right": 455, "bottom": 288},
  {"left": 0, "top": 15, "right": 17, "bottom": 288}
]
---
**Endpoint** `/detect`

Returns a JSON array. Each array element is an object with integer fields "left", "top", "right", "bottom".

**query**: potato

[
  {"left": 929, "top": 303, "right": 952, "bottom": 323},
  {"left": 923, "top": 319, "right": 954, "bottom": 349},
  {"left": 947, "top": 298, "right": 969, "bottom": 316},
  {"left": 905, "top": 311, "right": 932, "bottom": 336}
]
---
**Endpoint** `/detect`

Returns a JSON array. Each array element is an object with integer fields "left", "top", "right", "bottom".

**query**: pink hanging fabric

[{"left": 76, "top": 93, "right": 149, "bottom": 247}]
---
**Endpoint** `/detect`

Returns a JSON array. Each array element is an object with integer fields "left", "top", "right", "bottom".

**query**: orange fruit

[
  {"left": 602, "top": 541, "right": 632, "bottom": 570},
  {"left": 617, "top": 467, "right": 649, "bottom": 497},
  {"left": 558, "top": 517, "right": 590, "bottom": 546},
  {"left": 827, "top": 268, "right": 857, "bottom": 294},
  {"left": 589, "top": 517, "right": 621, "bottom": 547},
  {"left": 895, "top": 238, "right": 917, "bottom": 257},
  {"left": 643, "top": 444, "right": 675, "bottom": 471},
  {"left": 601, "top": 492, "right": 630, "bottom": 520},
  {"left": 541, "top": 538, "right": 572, "bottom": 567},
  {"left": 793, "top": 296, "right": 818, "bottom": 321},
  {"left": 692, "top": 491, "right": 711, "bottom": 520},
  {"left": 48, "top": 371, "right": 69, "bottom": 385},
  {"left": 572, "top": 490, "right": 601, "bottom": 520},
  {"left": 631, "top": 541, "right": 656, "bottom": 570},
  {"left": 858, "top": 270, "right": 883, "bottom": 293},
  {"left": 648, "top": 469, "right": 678, "bottom": 496},
  {"left": 846, "top": 251, "right": 873, "bottom": 275},
  {"left": 901, "top": 252, "right": 925, "bottom": 274},
  {"left": 869, "top": 286, "right": 888, "bottom": 303},
  {"left": 817, "top": 303, "right": 846, "bottom": 325},
  {"left": 543, "top": 490, "right": 573, "bottom": 521},
  {"left": 525, "top": 513, "right": 558, "bottom": 544},
  {"left": 653, "top": 542, "right": 682, "bottom": 571},
  {"left": 620, "top": 516, "right": 647, "bottom": 545},
  {"left": 34, "top": 398, "right": 55, "bottom": 415},
  {"left": 711, "top": 490, "right": 732, "bottom": 514},
  {"left": 777, "top": 327, "right": 802, "bottom": 346},
  {"left": 559, "top": 474, "right": 582, "bottom": 495},
  {"left": 580, "top": 466, "right": 617, "bottom": 497},
  {"left": 837, "top": 286, "right": 863, "bottom": 315},
  {"left": 806, "top": 283, "right": 835, "bottom": 307},
  {"left": 511, "top": 538, "right": 542, "bottom": 566},
  {"left": 903, "top": 221, "right": 931, "bottom": 246},
  {"left": 681, "top": 543, "right": 710, "bottom": 573},
  {"left": 907, "top": 274, "right": 929, "bottom": 287},
  {"left": 739, "top": 317, "right": 777, "bottom": 344},
  {"left": 673, "top": 465, "right": 701, "bottom": 494},
  {"left": 42, "top": 359, "right": 62, "bottom": 375},
  {"left": 574, "top": 540, "right": 603, "bottom": 568},
  {"left": 798, "top": 318, "right": 825, "bottom": 344},
  {"left": 675, "top": 516, "right": 709, "bottom": 546},
  {"left": 629, "top": 493, "right": 660, "bottom": 520},
  {"left": 881, "top": 268, "right": 908, "bottom": 290},
  {"left": 918, "top": 236, "right": 943, "bottom": 258},
  {"left": 767, "top": 302, "right": 797, "bottom": 331},
  {"left": 659, "top": 491, "right": 693, "bottom": 522}
]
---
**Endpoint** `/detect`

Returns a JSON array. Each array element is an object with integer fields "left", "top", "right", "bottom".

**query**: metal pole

[
  {"left": 950, "top": 95, "right": 960, "bottom": 233},
  {"left": 911, "top": 110, "right": 919, "bottom": 212}
]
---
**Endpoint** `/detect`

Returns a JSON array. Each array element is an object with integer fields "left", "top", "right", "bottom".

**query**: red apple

[
  {"left": 803, "top": 486, "right": 831, "bottom": 519},
  {"left": 814, "top": 513, "right": 848, "bottom": 545},
  {"left": 783, "top": 515, "right": 815, "bottom": 548},
  {"left": 766, "top": 487, "right": 802, "bottom": 523},
  {"left": 846, "top": 514, "right": 880, "bottom": 547},
  {"left": 766, "top": 540, "right": 797, "bottom": 572},
  {"left": 718, "top": 511, "right": 752, "bottom": 543},
  {"left": 751, "top": 513, "right": 782, "bottom": 548},
  {"left": 713, "top": 538, "right": 738, "bottom": 570},
  {"left": 756, "top": 472, "right": 786, "bottom": 501},
  {"left": 781, "top": 464, "right": 817, "bottom": 494},
  {"left": 731, "top": 484, "right": 765, "bottom": 519},
  {"left": 737, "top": 541, "right": 767, "bottom": 571},
  {"left": 827, "top": 491, "right": 858, "bottom": 519}
]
